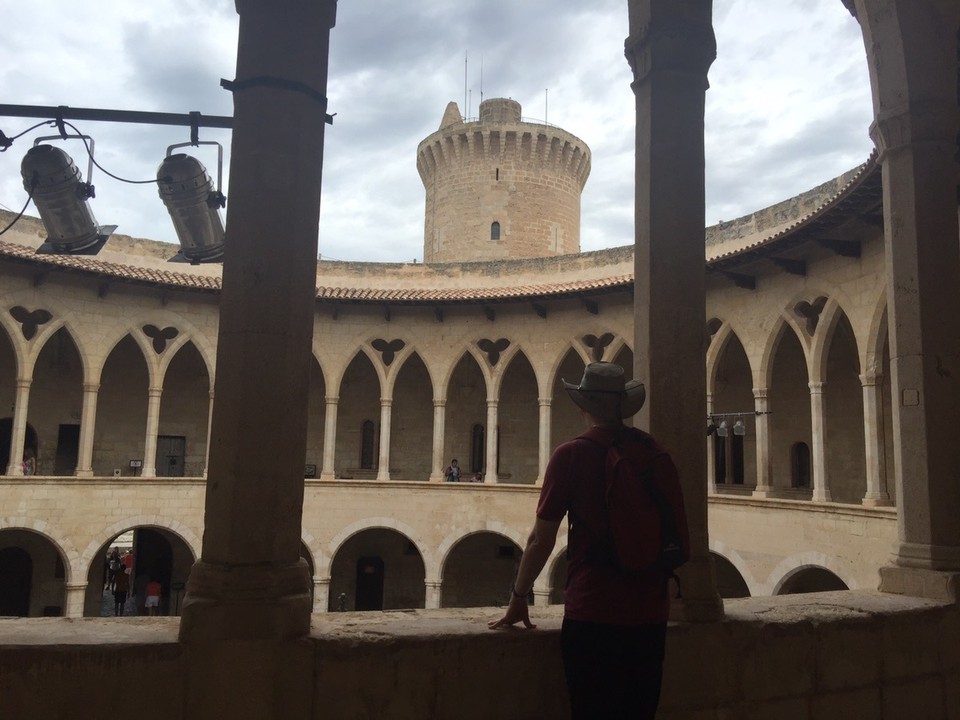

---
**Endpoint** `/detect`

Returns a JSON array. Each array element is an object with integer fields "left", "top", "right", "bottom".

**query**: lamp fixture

[
  {"left": 716, "top": 420, "right": 729, "bottom": 438},
  {"left": 21, "top": 138, "right": 115, "bottom": 255},
  {"left": 157, "top": 141, "right": 226, "bottom": 264},
  {"left": 733, "top": 419, "right": 746, "bottom": 436}
]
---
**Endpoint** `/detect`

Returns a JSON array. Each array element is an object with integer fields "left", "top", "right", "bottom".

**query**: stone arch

[
  {"left": 300, "top": 529, "right": 326, "bottom": 576},
  {"left": 117, "top": 310, "right": 216, "bottom": 386},
  {"left": 438, "top": 345, "right": 493, "bottom": 399},
  {"left": 336, "top": 349, "right": 385, "bottom": 477},
  {"left": 325, "top": 519, "right": 427, "bottom": 611},
  {"left": 18, "top": 315, "right": 86, "bottom": 381},
  {"left": 767, "top": 551, "right": 854, "bottom": 595},
  {"left": 436, "top": 520, "right": 527, "bottom": 575},
  {"left": 708, "top": 539, "right": 758, "bottom": 597},
  {"left": 551, "top": 346, "right": 588, "bottom": 453},
  {"left": 0, "top": 516, "right": 78, "bottom": 583},
  {"left": 390, "top": 350, "right": 433, "bottom": 481},
  {"left": 808, "top": 297, "right": 851, "bottom": 382},
  {"left": 862, "top": 291, "right": 888, "bottom": 378},
  {"left": 443, "top": 349, "right": 489, "bottom": 476},
  {"left": 496, "top": 348, "right": 539, "bottom": 484},
  {"left": 486, "top": 340, "right": 526, "bottom": 398},
  {"left": 439, "top": 529, "right": 524, "bottom": 608},
  {"left": 756, "top": 314, "right": 809, "bottom": 390},
  {"left": 81, "top": 517, "right": 201, "bottom": 573},
  {"left": 325, "top": 517, "right": 430, "bottom": 578}
]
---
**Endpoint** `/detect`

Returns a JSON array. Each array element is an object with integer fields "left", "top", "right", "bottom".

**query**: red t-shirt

[{"left": 536, "top": 426, "right": 673, "bottom": 625}]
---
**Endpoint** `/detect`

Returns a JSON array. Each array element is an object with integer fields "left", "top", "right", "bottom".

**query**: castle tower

[{"left": 417, "top": 98, "right": 591, "bottom": 264}]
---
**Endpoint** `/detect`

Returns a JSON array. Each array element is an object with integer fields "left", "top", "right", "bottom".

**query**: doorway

[
  {"left": 355, "top": 556, "right": 384, "bottom": 610},
  {"left": 155, "top": 435, "right": 186, "bottom": 477},
  {"left": 54, "top": 424, "right": 80, "bottom": 476}
]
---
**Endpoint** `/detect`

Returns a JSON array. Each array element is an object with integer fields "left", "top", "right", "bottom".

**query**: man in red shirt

[{"left": 489, "top": 362, "right": 686, "bottom": 719}]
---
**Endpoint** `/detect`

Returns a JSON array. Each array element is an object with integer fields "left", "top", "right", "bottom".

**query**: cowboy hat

[{"left": 562, "top": 362, "right": 646, "bottom": 420}]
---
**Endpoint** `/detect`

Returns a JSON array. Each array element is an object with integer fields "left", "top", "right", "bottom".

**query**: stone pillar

[
  {"left": 180, "top": 0, "right": 337, "bottom": 646},
  {"left": 202, "top": 391, "right": 214, "bottom": 479},
  {"left": 320, "top": 395, "right": 338, "bottom": 480},
  {"left": 532, "top": 588, "right": 551, "bottom": 608},
  {"left": 856, "top": 0, "right": 960, "bottom": 600},
  {"left": 861, "top": 373, "right": 891, "bottom": 506},
  {"left": 808, "top": 381, "right": 831, "bottom": 502},
  {"left": 179, "top": 3, "right": 337, "bottom": 717},
  {"left": 140, "top": 386, "right": 162, "bottom": 479},
  {"left": 424, "top": 579, "right": 442, "bottom": 609},
  {"left": 312, "top": 578, "right": 329, "bottom": 613},
  {"left": 485, "top": 399, "right": 498, "bottom": 483},
  {"left": 74, "top": 383, "right": 99, "bottom": 477},
  {"left": 6, "top": 378, "right": 30, "bottom": 476},
  {"left": 64, "top": 581, "right": 87, "bottom": 618},
  {"left": 376, "top": 397, "right": 392, "bottom": 481},
  {"left": 430, "top": 399, "right": 446, "bottom": 482},
  {"left": 751, "top": 388, "right": 773, "bottom": 497},
  {"left": 705, "top": 392, "right": 716, "bottom": 493},
  {"left": 626, "top": 0, "right": 721, "bottom": 622},
  {"left": 536, "top": 397, "right": 551, "bottom": 485}
]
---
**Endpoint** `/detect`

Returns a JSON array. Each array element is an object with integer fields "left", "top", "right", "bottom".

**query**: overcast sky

[{"left": 0, "top": 0, "right": 874, "bottom": 263}]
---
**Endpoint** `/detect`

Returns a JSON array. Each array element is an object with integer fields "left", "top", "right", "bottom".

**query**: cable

[
  {"left": 60, "top": 120, "right": 162, "bottom": 185},
  {"left": 0, "top": 186, "right": 35, "bottom": 237},
  {"left": 0, "top": 120, "right": 55, "bottom": 151}
]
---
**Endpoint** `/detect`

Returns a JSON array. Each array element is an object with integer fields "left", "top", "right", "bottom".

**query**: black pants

[{"left": 560, "top": 618, "right": 666, "bottom": 720}]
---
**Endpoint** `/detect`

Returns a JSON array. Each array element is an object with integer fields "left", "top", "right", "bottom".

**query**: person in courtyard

[
  {"left": 444, "top": 458, "right": 461, "bottom": 482},
  {"left": 21, "top": 448, "right": 35, "bottom": 475},
  {"left": 106, "top": 547, "right": 122, "bottom": 591},
  {"left": 112, "top": 565, "right": 130, "bottom": 616},
  {"left": 489, "top": 362, "right": 688, "bottom": 720},
  {"left": 145, "top": 578, "right": 162, "bottom": 616}
]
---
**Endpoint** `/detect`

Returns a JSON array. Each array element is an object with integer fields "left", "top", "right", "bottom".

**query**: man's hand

[{"left": 488, "top": 595, "right": 536, "bottom": 630}]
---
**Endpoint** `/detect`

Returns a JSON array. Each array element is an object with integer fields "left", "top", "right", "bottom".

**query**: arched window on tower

[
  {"left": 360, "top": 420, "right": 376, "bottom": 470},
  {"left": 490, "top": 222, "right": 501, "bottom": 241}
]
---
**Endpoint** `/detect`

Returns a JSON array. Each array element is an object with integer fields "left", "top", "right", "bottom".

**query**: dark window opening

[
  {"left": 491, "top": 222, "right": 501, "bottom": 241},
  {"left": 471, "top": 424, "right": 484, "bottom": 473},
  {"left": 792, "top": 442, "right": 811, "bottom": 488},
  {"left": 731, "top": 434, "right": 745, "bottom": 484},
  {"left": 360, "top": 420, "right": 376, "bottom": 470}
]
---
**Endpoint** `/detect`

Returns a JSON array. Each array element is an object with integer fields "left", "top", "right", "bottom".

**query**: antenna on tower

[
  {"left": 463, "top": 52, "right": 468, "bottom": 121},
  {"left": 545, "top": 89, "right": 548, "bottom": 125},
  {"left": 480, "top": 56, "right": 484, "bottom": 106}
]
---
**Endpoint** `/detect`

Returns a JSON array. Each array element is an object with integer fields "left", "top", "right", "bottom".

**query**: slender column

[
  {"left": 312, "top": 578, "right": 329, "bottom": 613},
  {"left": 705, "top": 392, "right": 716, "bottom": 493},
  {"left": 74, "top": 383, "right": 99, "bottom": 477},
  {"left": 536, "top": 397, "right": 551, "bottom": 485},
  {"left": 532, "top": 587, "right": 551, "bottom": 608},
  {"left": 376, "top": 398, "right": 392, "bottom": 481},
  {"left": 424, "top": 579, "right": 441, "bottom": 609},
  {"left": 320, "top": 395, "right": 338, "bottom": 480},
  {"left": 751, "top": 388, "right": 773, "bottom": 497},
  {"left": 180, "top": 0, "right": 337, "bottom": 651},
  {"left": 139, "top": 386, "right": 162, "bottom": 478},
  {"left": 6, "top": 378, "right": 31, "bottom": 476},
  {"left": 430, "top": 399, "right": 446, "bottom": 482},
  {"left": 861, "top": 373, "right": 891, "bottom": 506},
  {"left": 627, "top": 0, "right": 721, "bottom": 621},
  {"left": 485, "top": 399, "right": 498, "bottom": 483},
  {"left": 64, "top": 582, "right": 87, "bottom": 618},
  {"left": 202, "top": 391, "right": 214, "bottom": 479},
  {"left": 808, "top": 381, "right": 830, "bottom": 502}
]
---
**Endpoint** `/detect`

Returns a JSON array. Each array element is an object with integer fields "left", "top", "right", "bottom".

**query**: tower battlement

[{"left": 417, "top": 98, "right": 591, "bottom": 264}]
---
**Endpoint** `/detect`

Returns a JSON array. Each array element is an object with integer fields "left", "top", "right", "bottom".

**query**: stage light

[
  {"left": 21, "top": 143, "right": 114, "bottom": 255},
  {"left": 157, "top": 149, "right": 225, "bottom": 264}
]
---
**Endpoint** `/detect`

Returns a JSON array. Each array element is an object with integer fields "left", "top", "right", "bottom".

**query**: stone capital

[
  {"left": 624, "top": 15, "right": 716, "bottom": 88},
  {"left": 869, "top": 101, "right": 959, "bottom": 160}
]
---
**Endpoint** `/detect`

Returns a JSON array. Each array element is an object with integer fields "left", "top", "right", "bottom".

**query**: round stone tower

[{"left": 417, "top": 98, "right": 591, "bottom": 264}]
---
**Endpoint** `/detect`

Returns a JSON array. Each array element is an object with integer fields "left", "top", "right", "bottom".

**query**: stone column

[
  {"left": 376, "top": 397, "right": 392, "bottom": 481},
  {"left": 74, "top": 383, "right": 99, "bottom": 477},
  {"left": 180, "top": 0, "right": 337, "bottom": 647},
  {"left": 751, "top": 388, "right": 774, "bottom": 497},
  {"left": 64, "top": 581, "right": 87, "bottom": 618},
  {"left": 430, "top": 399, "right": 446, "bottom": 482},
  {"left": 536, "top": 397, "right": 551, "bottom": 485},
  {"left": 626, "top": 0, "right": 721, "bottom": 621},
  {"left": 312, "top": 578, "right": 329, "bottom": 613},
  {"left": 856, "top": 0, "right": 960, "bottom": 600},
  {"left": 202, "top": 391, "right": 214, "bottom": 479},
  {"left": 6, "top": 378, "right": 30, "bottom": 476},
  {"left": 705, "top": 392, "right": 716, "bottom": 493},
  {"left": 424, "top": 579, "right": 442, "bottom": 609},
  {"left": 860, "top": 373, "right": 891, "bottom": 506},
  {"left": 808, "top": 381, "right": 830, "bottom": 502},
  {"left": 485, "top": 399, "right": 498, "bottom": 483},
  {"left": 140, "top": 386, "right": 162, "bottom": 478},
  {"left": 320, "top": 395, "right": 338, "bottom": 480},
  {"left": 532, "top": 588, "right": 551, "bottom": 608}
]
